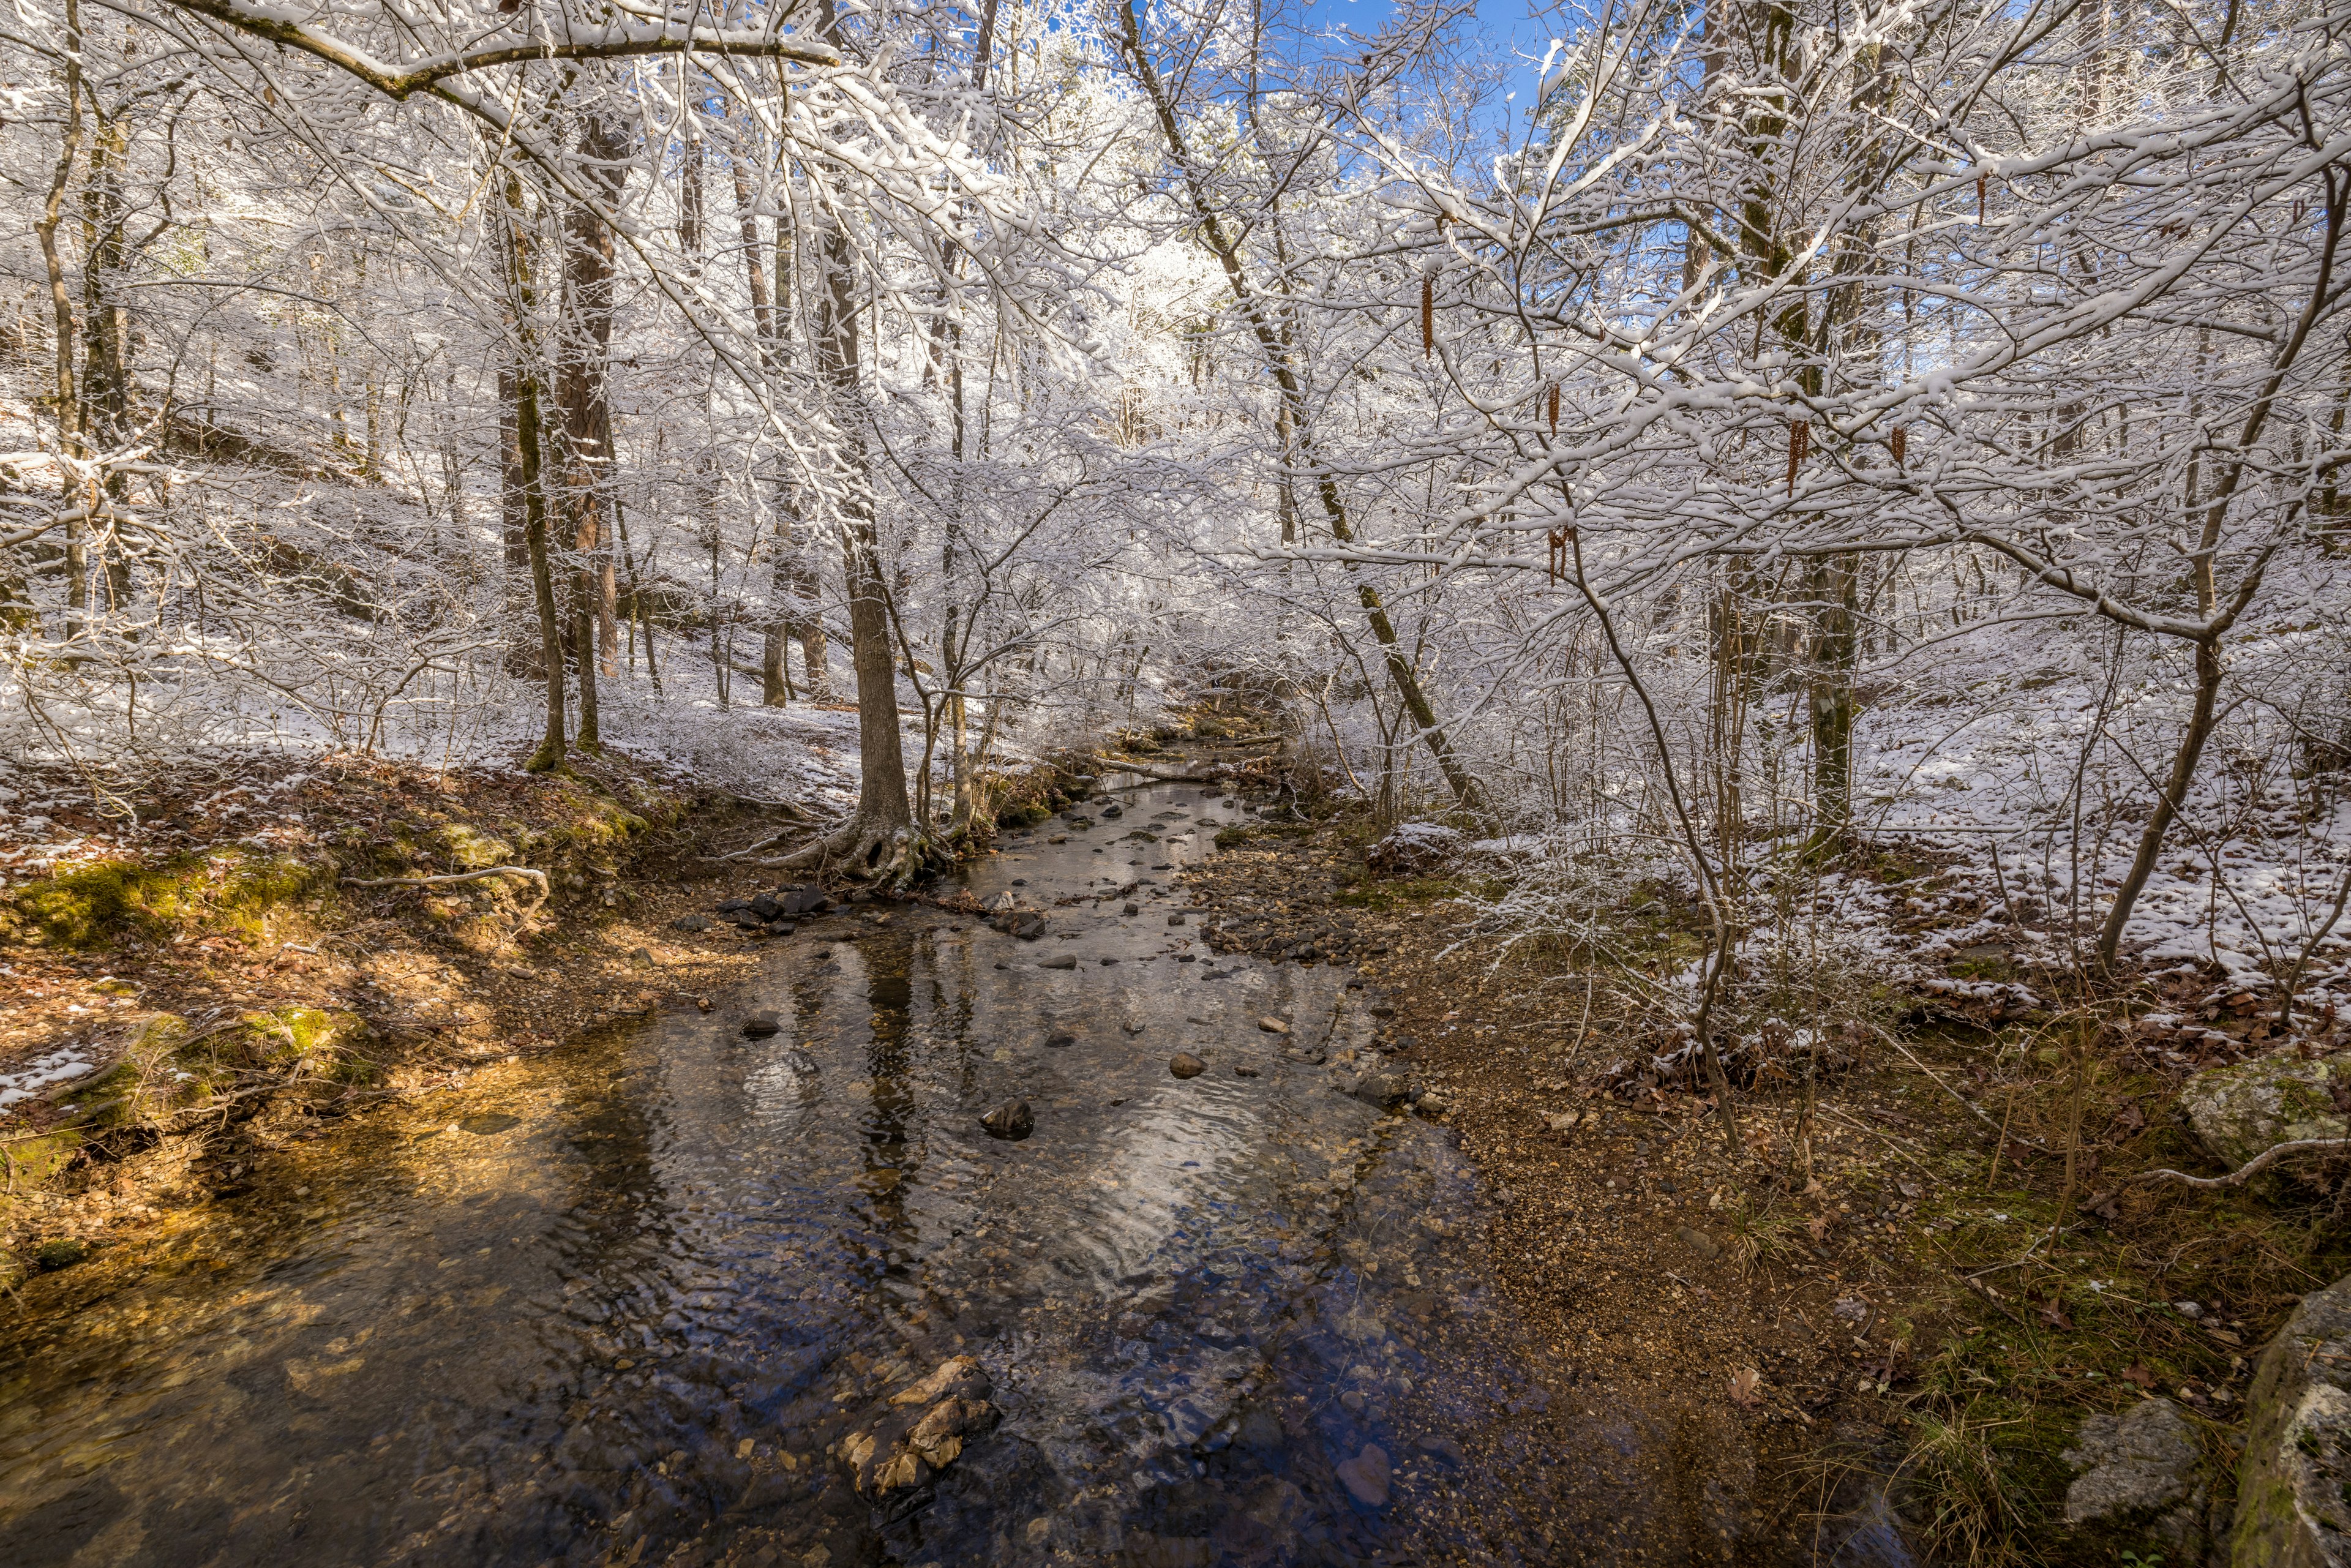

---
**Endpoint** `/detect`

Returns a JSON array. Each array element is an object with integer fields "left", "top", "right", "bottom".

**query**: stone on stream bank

[
  {"left": 2232, "top": 1270, "right": 2351, "bottom": 1564},
  {"left": 2180, "top": 1051, "right": 2351, "bottom": 1172},
  {"left": 1169, "top": 1053, "right": 1207, "bottom": 1079},
  {"left": 2063, "top": 1397, "right": 2203, "bottom": 1550}
]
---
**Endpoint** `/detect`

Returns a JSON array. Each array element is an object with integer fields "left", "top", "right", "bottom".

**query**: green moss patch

[{"left": 2, "top": 849, "right": 327, "bottom": 950}]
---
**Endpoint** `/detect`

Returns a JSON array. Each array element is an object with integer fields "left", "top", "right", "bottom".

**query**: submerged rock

[
  {"left": 992, "top": 909, "right": 1049, "bottom": 940},
  {"left": 2234, "top": 1271, "right": 2351, "bottom": 1563},
  {"left": 1336, "top": 1444, "right": 1392, "bottom": 1507},
  {"left": 980, "top": 1100, "right": 1034, "bottom": 1141},
  {"left": 1169, "top": 1052, "right": 1207, "bottom": 1079},
  {"left": 742, "top": 1014, "right": 782, "bottom": 1038},
  {"left": 670, "top": 913, "right": 714, "bottom": 932},
  {"left": 2179, "top": 1051, "right": 2351, "bottom": 1171},
  {"left": 847, "top": 1356, "right": 1000, "bottom": 1496}
]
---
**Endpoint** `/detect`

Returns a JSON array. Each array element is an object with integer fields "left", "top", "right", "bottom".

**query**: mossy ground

[{"left": 4, "top": 850, "right": 328, "bottom": 950}]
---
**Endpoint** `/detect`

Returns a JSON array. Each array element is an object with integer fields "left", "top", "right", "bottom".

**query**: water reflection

[{"left": 0, "top": 786, "right": 1671, "bottom": 1566}]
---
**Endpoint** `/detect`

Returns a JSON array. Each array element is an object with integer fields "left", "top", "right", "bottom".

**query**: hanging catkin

[
  {"left": 1787, "top": 420, "right": 1809, "bottom": 493},
  {"left": 1547, "top": 384, "right": 1559, "bottom": 433},
  {"left": 1422, "top": 276, "right": 1433, "bottom": 359}
]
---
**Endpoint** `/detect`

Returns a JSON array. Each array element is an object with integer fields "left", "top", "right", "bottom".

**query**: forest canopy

[{"left": 2, "top": 0, "right": 2348, "bottom": 992}]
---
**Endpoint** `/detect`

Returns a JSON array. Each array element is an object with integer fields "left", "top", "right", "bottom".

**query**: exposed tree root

[
  {"left": 767, "top": 814, "right": 950, "bottom": 889},
  {"left": 710, "top": 819, "right": 839, "bottom": 864},
  {"left": 342, "top": 866, "right": 549, "bottom": 901}
]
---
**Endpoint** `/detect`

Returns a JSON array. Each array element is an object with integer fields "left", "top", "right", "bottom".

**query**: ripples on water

[{"left": 0, "top": 787, "right": 1669, "bottom": 1566}]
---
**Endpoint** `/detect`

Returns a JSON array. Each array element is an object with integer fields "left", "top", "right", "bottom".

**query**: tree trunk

[
  {"left": 497, "top": 164, "right": 568, "bottom": 772},
  {"left": 1805, "top": 551, "right": 1859, "bottom": 853},
  {"left": 35, "top": 0, "right": 84, "bottom": 643},
  {"left": 2096, "top": 636, "right": 2223, "bottom": 970},
  {"left": 822, "top": 220, "right": 910, "bottom": 839},
  {"left": 556, "top": 107, "right": 628, "bottom": 685}
]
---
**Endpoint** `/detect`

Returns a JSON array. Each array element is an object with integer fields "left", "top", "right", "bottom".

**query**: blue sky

[{"left": 1305, "top": 0, "right": 1565, "bottom": 135}]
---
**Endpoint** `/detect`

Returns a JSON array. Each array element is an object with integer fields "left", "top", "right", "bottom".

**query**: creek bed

[{"left": 0, "top": 785, "right": 1666, "bottom": 1566}]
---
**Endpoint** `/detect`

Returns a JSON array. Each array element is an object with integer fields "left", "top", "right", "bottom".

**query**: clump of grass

[{"left": 1898, "top": 1397, "right": 2053, "bottom": 1567}]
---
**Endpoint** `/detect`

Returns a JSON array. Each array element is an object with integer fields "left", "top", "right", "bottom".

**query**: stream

[{"left": 0, "top": 784, "right": 1682, "bottom": 1566}]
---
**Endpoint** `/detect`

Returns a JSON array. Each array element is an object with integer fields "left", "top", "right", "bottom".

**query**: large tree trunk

[
  {"left": 496, "top": 164, "right": 568, "bottom": 772},
  {"left": 823, "top": 222, "right": 910, "bottom": 836},
  {"left": 556, "top": 107, "right": 628, "bottom": 697},
  {"left": 774, "top": 204, "right": 924, "bottom": 881}
]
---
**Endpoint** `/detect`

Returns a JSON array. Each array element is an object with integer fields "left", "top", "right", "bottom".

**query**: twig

[
  {"left": 341, "top": 866, "right": 548, "bottom": 896},
  {"left": 2137, "top": 1138, "right": 2351, "bottom": 1190},
  {"left": 1818, "top": 1106, "right": 1943, "bottom": 1181},
  {"left": 1873, "top": 1026, "right": 2042, "bottom": 1147}
]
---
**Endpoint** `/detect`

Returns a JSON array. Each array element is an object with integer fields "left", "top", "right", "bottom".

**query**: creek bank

[
  {"left": 2, "top": 751, "right": 860, "bottom": 1283},
  {"left": 1179, "top": 803, "right": 2351, "bottom": 1564}
]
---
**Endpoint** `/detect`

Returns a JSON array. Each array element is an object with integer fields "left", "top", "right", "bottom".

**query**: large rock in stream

[
  {"left": 2178, "top": 1051, "right": 2351, "bottom": 1171},
  {"left": 2233, "top": 1272, "right": 2351, "bottom": 1565}
]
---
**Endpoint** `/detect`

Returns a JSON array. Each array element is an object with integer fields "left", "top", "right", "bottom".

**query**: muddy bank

[{"left": 0, "top": 752, "right": 823, "bottom": 1280}]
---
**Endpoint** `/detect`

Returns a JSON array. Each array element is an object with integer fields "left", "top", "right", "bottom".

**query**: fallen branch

[
  {"left": 708, "top": 819, "right": 835, "bottom": 862},
  {"left": 2137, "top": 1138, "right": 2351, "bottom": 1190},
  {"left": 1092, "top": 753, "right": 1213, "bottom": 784},
  {"left": 341, "top": 866, "right": 549, "bottom": 897}
]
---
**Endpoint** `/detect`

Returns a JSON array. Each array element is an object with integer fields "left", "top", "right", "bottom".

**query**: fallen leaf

[
  {"left": 1728, "top": 1367, "right": 1763, "bottom": 1408},
  {"left": 2077, "top": 1189, "right": 2121, "bottom": 1221},
  {"left": 2123, "top": 1364, "right": 2156, "bottom": 1389},
  {"left": 2037, "top": 1297, "right": 2075, "bottom": 1331}
]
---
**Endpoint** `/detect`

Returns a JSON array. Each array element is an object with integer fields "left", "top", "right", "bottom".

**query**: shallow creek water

[{"left": 0, "top": 786, "right": 1682, "bottom": 1566}]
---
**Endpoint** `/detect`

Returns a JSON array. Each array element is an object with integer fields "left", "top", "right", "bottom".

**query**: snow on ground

[{"left": 0, "top": 1045, "right": 96, "bottom": 1109}]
